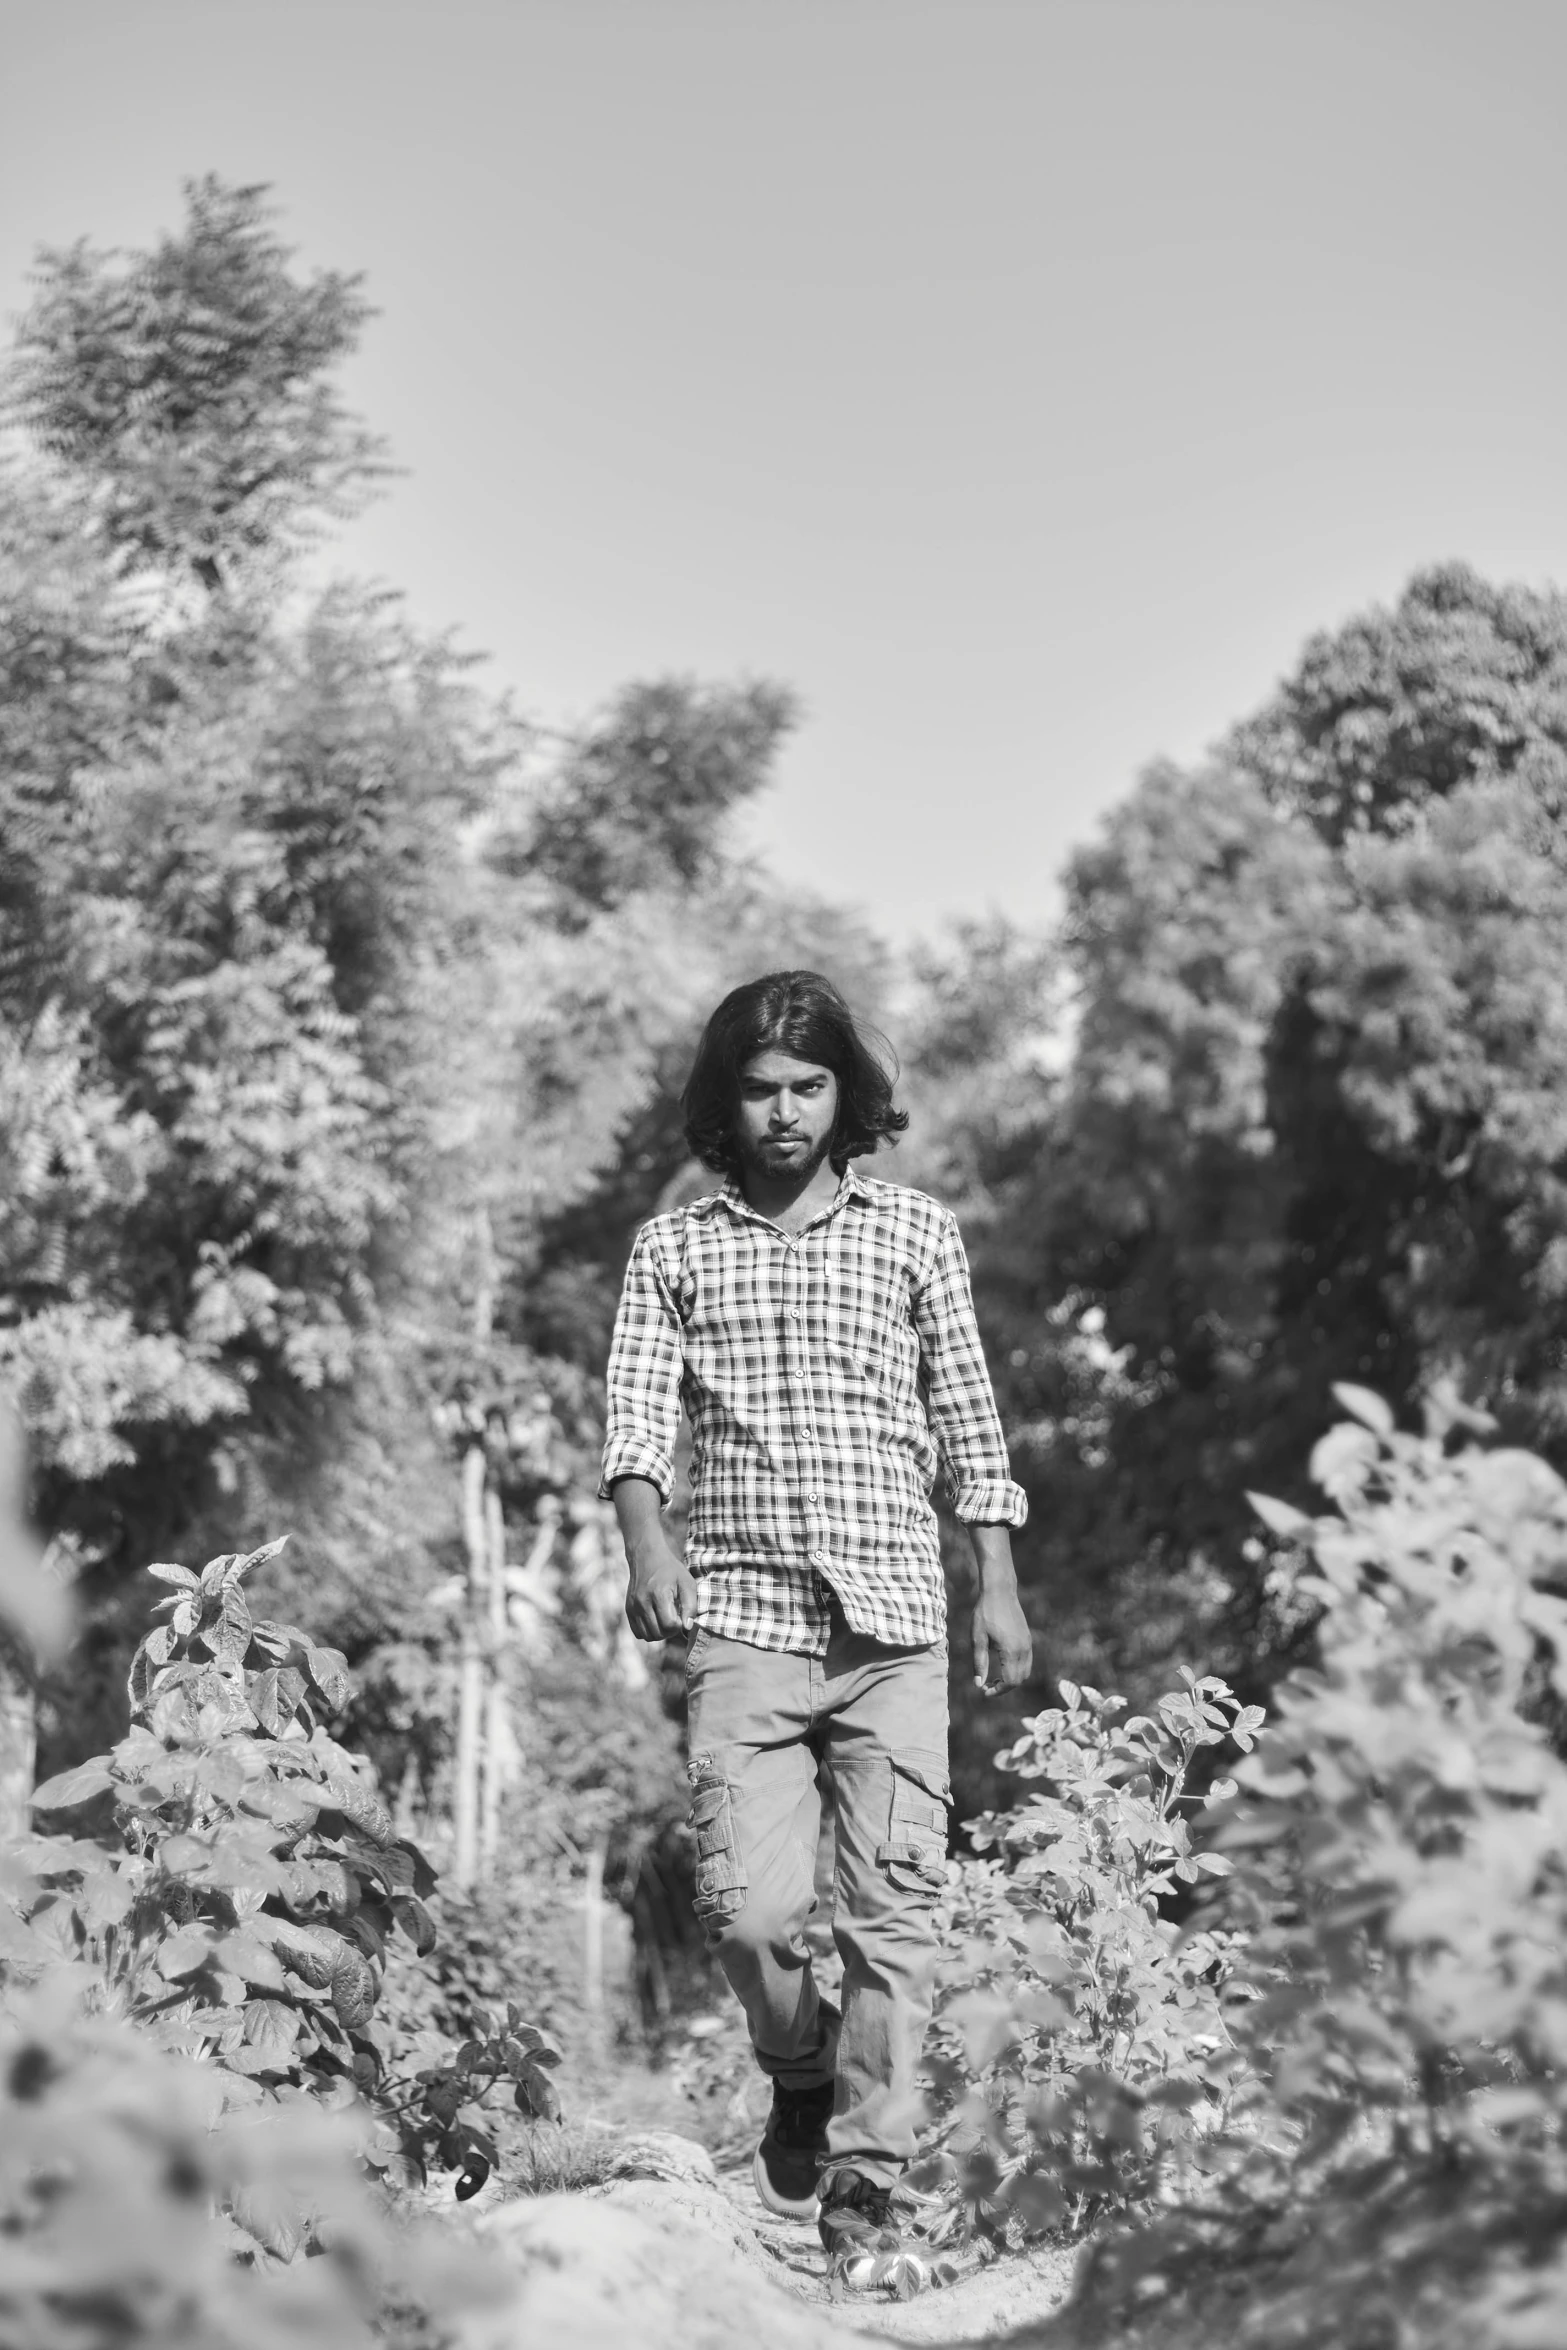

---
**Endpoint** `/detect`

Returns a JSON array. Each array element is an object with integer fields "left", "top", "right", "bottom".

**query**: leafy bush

[
  {"left": 1058, "top": 1390, "right": 1567, "bottom": 2350},
  {"left": 0, "top": 1977, "right": 436, "bottom": 2350},
  {"left": 920, "top": 1670, "right": 1260, "bottom": 2250},
  {"left": 657, "top": 2002, "right": 771, "bottom": 2164},
  {"left": 0, "top": 1478, "right": 519, "bottom": 2344},
  {"left": 2, "top": 1539, "right": 559, "bottom": 2200}
]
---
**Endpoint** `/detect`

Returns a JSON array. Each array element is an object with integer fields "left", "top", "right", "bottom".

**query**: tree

[
  {"left": 514, "top": 675, "right": 798, "bottom": 920},
  {"left": 977, "top": 565, "right": 1567, "bottom": 1709},
  {"left": 8, "top": 173, "right": 385, "bottom": 590},
  {"left": 0, "top": 183, "right": 509, "bottom": 1792}
]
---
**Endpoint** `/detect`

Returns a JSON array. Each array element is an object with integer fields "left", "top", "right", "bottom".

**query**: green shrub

[
  {"left": 0, "top": 1977, "right": 459, "bottom": 2349},
  {"left": 2, "top": 1539, "right": 559, "bottom": 2200},
  {"left": 920, "top": 1669, "right": 1260, "bottom": 2249},
  {"left": 1061, "top": 1389, "right": 1567, "bottom": 2350},
  {"left": 1220, "top": 1390, "right": 1567, "bottom": 2339},
  {"left": 0, "top": 1504, "right": 519, "bottom": 2345}
]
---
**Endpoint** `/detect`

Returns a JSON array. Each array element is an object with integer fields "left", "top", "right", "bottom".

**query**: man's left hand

[{"left": 972, "top": 1584, "right": 1033, "bottom": 1695}]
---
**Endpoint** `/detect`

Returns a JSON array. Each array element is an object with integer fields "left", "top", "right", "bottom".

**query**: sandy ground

[
  {"left": 463, "top": 2143, "right": 1080, "bottom": 2349},
  {"left": 714, "top": 2163, "right": 1081, "bottom": 2344}
]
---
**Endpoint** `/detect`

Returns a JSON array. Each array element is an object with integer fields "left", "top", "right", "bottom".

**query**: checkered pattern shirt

[{"left": 600, "top": 1166, "right": 1027, "bottom": 1655}]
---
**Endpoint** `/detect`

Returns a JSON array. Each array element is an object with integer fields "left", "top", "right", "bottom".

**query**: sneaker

[
  {"left": 752, "top": 2078, "right": 834, "bottom": 2219},
  {"left": 817, "top": 2168, "right": 928, "bottom": 2297}
]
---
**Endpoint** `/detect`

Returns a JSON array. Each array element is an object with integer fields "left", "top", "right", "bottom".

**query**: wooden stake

[
  {"left": 479, "top": 1482, "right": 509, "bottom": 1882},
  {"left": 453, "top": 1439, "right": 487, "bottom": 1892},
  {"left": 584, "top": 1835, "right": 607, "bottom": 2021}
]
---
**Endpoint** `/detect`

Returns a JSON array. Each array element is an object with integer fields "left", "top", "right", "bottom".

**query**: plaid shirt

[{"left": 600, "top": 1167, "right": 1027, "bottom": 1654}]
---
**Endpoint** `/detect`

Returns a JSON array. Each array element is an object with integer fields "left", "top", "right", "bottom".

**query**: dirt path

[
  {"left": 468, "top": 2144, "right": 1080, "bottom": 2348},
  {"left": 713, "top": 2164, "right": 1079, "bottom": 2343}
]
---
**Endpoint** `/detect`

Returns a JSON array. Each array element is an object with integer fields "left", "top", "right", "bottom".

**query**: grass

[{"left": 508, "top": 2119, "right": 627, "bottom": 2195}]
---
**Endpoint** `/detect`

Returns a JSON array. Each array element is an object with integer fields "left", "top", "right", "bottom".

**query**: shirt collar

[{"left": 696, "top": 1164, "right": 875, "bottom": 1226}]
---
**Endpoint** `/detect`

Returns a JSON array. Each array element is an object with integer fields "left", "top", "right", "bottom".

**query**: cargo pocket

[
  {"left": 877, "top": 1748, "right": 950, "bottom": 1897},
  {"left": 687, "top": 1758, "right": 748, "bottom": 1927}
]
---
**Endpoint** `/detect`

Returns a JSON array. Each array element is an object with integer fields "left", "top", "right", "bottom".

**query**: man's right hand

[
  {"left": 625, "top": 1540, "right": 699, "bottom": 1642},
  {"left": 611, "top": 1475, "right": 699, "bottom": 1642}
]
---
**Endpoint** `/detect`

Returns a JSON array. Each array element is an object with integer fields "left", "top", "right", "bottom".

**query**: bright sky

[{"left": 4, "top": 0, "right": 1564, "bottom": 942}]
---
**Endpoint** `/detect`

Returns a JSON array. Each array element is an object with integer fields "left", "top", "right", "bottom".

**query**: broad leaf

[
  {"left": 1331, "top": 1382, "right": 1395, "bottom": 1437},
  {"left": 1246, "top": 1490, "right": 1314, "bottom": 1539},
  {"left": 241, "top": 1996, "right": 302, "bottom": 2055},
  {"left": 30, "top": 1759, "right": 115, "bottom": 1811},
  {"left": 391, "top": 1893, "right": 437, "bottom": 1955},
  {"left": 157, "top": 1924, "right": 216, "bottom": 1979}
]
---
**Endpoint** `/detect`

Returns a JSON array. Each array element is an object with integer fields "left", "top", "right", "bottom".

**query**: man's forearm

[
  {"left": 967, "top": 1521, "right": 1032, "bottom": 1694},
  {"left": 969, "top": 1521, "right": 1019, "bottom": 1590},
  {"left": 611, "top": 1475, "right": 669, "bottom": 1562}
]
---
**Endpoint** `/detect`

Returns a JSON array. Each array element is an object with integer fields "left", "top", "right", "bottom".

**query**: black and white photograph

[{"left": 2, "top": 4, "right": 1565, "bottom": 2344}]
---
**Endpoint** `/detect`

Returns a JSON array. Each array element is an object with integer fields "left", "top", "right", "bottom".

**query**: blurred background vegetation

[{"left": 3, "top": 176, "right": 1565, "bottom": 2091}]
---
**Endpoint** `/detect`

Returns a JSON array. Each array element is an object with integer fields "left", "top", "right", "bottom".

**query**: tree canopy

[
  {"left": 977, "top": 564, "right": 1567, "bottom": 1703},
  {"left": 8, "top": 174, "right": 386, "bottom": 588}
]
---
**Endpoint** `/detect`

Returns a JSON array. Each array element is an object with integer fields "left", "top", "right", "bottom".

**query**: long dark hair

[{"left": 682, "top": 970, "right": 909, "bottom": 1176}]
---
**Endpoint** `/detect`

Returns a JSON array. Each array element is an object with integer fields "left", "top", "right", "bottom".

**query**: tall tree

[
  {"left": 0, "top": 183, "right": 505, "bottom": 1783},
  {"left": 978, "top": 565, "right": 1567, "bottom": 1710},
  {"left": 8, "top": 173, "right": 385, "bottom": 590}
]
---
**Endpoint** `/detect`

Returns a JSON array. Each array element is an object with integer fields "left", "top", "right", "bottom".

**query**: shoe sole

[{"left": 752, "top": 2144, "right": 820, "bottom": 2221}]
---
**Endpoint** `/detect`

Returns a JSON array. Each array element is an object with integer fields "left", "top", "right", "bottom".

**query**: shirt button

[
  {"left": 791, "top": 1371, "right": 806, "bottom": 1383},
  {"left": 805, "top": 1490, "right": 819, "bottom": 1503},
  {"left": 809, "top": 1549, "right": 828, "bottom": 1565}
]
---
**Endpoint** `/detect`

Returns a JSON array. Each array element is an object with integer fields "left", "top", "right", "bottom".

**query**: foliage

[
  {"left": 0, "top": 181, "right": 529, "bottom": 1797},
  {"left": 1229, "top": 561, "right": 1567, "bottom": 848},
  {"left": 1058, "top": 1395, "right": 1567, "bottom": 2350},
  {"left": 0, "top": 1434, "right": 516, "bottom": 2349},
  {"left": 0, "top": 541, "right": 501, "bottom": 1523},
  {"left": 2, "top": 1539, "right": 559, "bottom": 2201},
  {"left": 919, "top": 1672, "right": 1258, "bottom": 2253},
  {"left": 0, "top": 1405, "right": 64, "bottom": 1664},
  {"left": 1216, "top": 1393, "right": 1567, "bottom": 2341},
  {"left": 7, "top": 173, "right": 386, "bottom": 587},
  {"left": 654, "top": 2003, "right": 770, "bottom": 2165},
  {"left": 0, "top": 1979, "right": 440, "bottom": 2350},
  {"left": 505, "top": 2119, "right": 626, "bottom": 2196},
  {"left": 896, "top": 913, "right": 1060, "bottom": 1226},
  {"left": 516, "top": 675, "right": 797, "bottom": 920},
  {"left": 0, "top": 224, "right": 437, "bottom": 1499},
  {"left": 971, "top": 563, "right": 1567, "bottom": 1711}
]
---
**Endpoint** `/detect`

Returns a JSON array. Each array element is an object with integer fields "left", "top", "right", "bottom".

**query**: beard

[{"left": 736, "top": 1125, "right": 836, "bottom": 1186}]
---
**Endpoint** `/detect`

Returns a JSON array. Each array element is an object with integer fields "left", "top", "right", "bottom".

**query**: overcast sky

[{"left": 4, "top": 0, "right": 1563, "bottom": 941}]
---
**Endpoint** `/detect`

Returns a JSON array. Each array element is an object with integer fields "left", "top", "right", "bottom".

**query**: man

[{"left": 602, "top": 970, "right": 1031, "bottom": 2286}]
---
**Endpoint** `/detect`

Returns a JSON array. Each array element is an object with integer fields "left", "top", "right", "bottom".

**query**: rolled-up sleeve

[
  {"left": 599, "top": 1226, "right": 684, "bottom": 1505},
  {"left": 912, "top": 1212, "right": 1028, "bottom": 1528}
]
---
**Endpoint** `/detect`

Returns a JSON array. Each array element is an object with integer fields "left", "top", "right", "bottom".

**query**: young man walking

[{"left": 602, "top": 970, "right": 1032, "bottom": 2285}]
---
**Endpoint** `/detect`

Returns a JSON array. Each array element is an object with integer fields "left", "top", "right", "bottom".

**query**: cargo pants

[{"left": 685, "top": 1598, "right": 950, "bottom": 2187}]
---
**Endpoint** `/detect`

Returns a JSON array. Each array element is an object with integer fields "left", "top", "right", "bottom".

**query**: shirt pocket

[{"left": 825, "top": 1253, "right": 913, "bottom": 1380}]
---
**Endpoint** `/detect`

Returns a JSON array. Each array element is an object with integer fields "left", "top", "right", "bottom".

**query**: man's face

[{"left": 734, "top": 1049, "right": 839, "bottom": 1182}]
